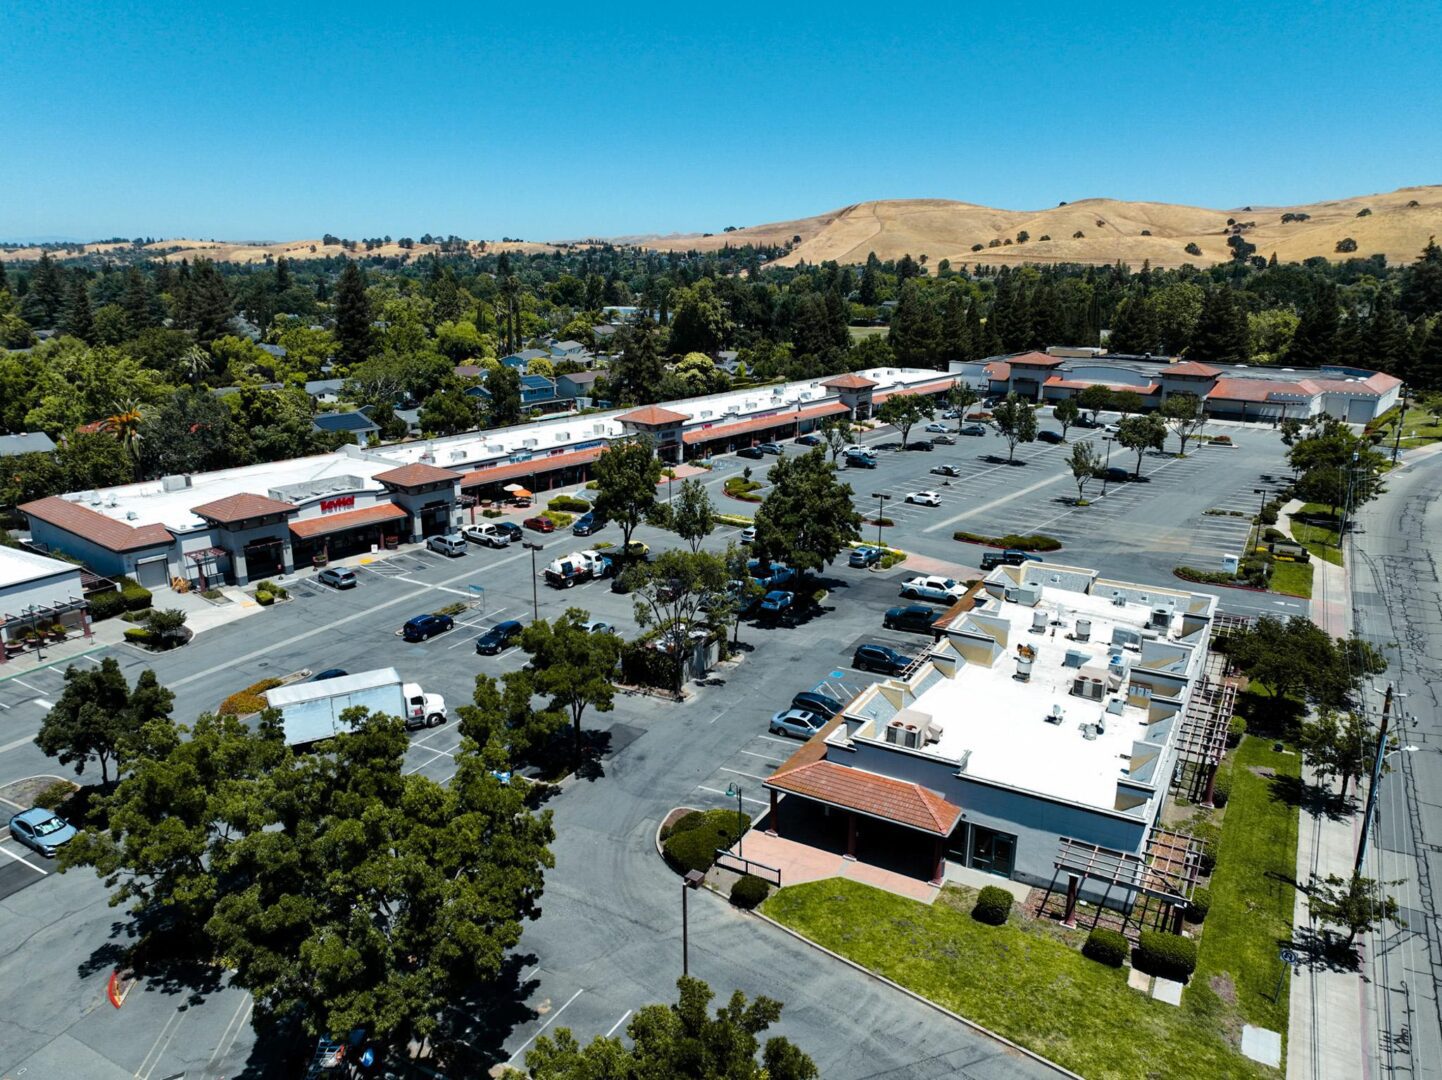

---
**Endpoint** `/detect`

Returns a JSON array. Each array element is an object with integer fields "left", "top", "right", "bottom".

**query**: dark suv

[
  {"left": 572, "top": 512, "right": 607, "bottom": 536},
  {"left": 403, "top": 614, "right": 454, "bottom": 641},
  {"left": 475, "top": 620, "right": 524, "bottom": 655},
  {"left": 853, "top": 644, "right": 914, "bottom": 674},
  {"left": 494, "top": 521, "right": 523, "bottom": 543},
  {"left": 883, "top": 604, "right": 939, "bottom": 634}
]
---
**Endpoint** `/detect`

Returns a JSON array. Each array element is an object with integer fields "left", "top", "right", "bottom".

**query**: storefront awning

[
  {"left": 681, "top": 401, "right": 849, "bottom": 445},
  {"left": 289, "top": 503, "right": 407, "bottom": 540},
  {"left": 459, "top": 447, "right": 606, "bottom": 491},
  {"left": 765, "top": 760, "right": 963, "bottom": 836}
]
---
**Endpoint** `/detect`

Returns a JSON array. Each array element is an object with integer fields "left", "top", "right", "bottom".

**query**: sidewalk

[{"left": 1278, "top": 498, "right": 1351, "bottom": 638}]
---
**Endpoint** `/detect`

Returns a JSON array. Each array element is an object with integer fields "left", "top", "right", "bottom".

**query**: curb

[
  {"left": 1170, "top": 570, "right": 1309, "bottom": 600},
  {"left": 740, "top": 898, "right": 1082, "bottom": 1079},
  {"left": 0, "top": 643, "right": 109, "bottom": 682}
]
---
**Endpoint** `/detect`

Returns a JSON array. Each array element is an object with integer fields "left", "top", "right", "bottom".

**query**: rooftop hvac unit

[
  {"left": 1149, "top": 606, "right": 1172, "bottom": 630},
  {"left": 1082, "top": 725, "right": 1099, "bottom": 741},
  {"left": 1072, "top": 676, "right": 1105, "bottom": 701},
  {"left": 1075, "top": 617, "right": 1091, "bottom": 642},
  {"left": 885, "top": 720, "right": 906, "bottom": 745},
  {"left": 1111, "top": 590, "right": 1126, "bottom": 606},
  {"left": 1111, "top": 627, "right": 1142, "bottom": 650},
  {"left": 902, "top": 725, "right": 921, "bottom": 749},
  {"left": 1106, "top": 696, "right": 1125, "bottom": 715},
  {"left": 924, "top": 719, "right": 944, "bottom": 743},
  {"left": 160, "top": 474, "right": 192, "bottom": 492},
  {"left": 1031, "top": 609, "right": 1049, "bottom": 633},
  {"left": 1004, "top": 585, "right": 1020, "bottom": 602},
  {"left": 1064, "top": 649, "right": 1088, "bottom": 669},
  {"left": 1014, "top": 582, "right": 1043, "bottom": 607},
  {"left": 1015, "top": 657, "right": 1033, "bottom": 681}
]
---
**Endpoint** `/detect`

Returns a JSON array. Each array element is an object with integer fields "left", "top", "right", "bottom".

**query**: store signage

[{"left": 320, "top": 495, "right": 355, "bottom": 513}]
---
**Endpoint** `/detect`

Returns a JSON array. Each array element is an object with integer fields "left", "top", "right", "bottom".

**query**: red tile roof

[
  {"left": 1206, "top": 378, "right": 1319, "bottom": 403},
  {"left": 459, "top": 447, "right": 607, "bottom": 491},
  {"left": 871, "top": 378, "right": 955, "bottom": 404},
  {"left": 1044, "top": 376, "right": 1160, "bottom": 395},
  {"left": 985, "top": 361, "right": 1011, "bottom": 381},
  {"left": 681, "top": 401, "right": 849, "bottom": 445},
  {"left": 1007, "top": 351, "right": 1066, "bottom": 368},
  {"left": 372, "top": 463, "right": 463, "bottom": 488},
  {"left": 617, "top": 405, "right": 689, "bottom": 426},
  {"left": 822, "top": 373, "right": 877, "bottom": 390},
  {"left": 190, "top": 493, "right": 296, "bottom": 524},
  {"left": 1164, "top": 361, "right": 1222, "bottom": 378},
  {"left": 766, "top": 760, "right": 963, "bottom": 836},
  {"left": 289, "top": 502, "right": 407, "bottom": 540},
  {"left": 18, "top": 496, "right": 174, "bottom": 552}
]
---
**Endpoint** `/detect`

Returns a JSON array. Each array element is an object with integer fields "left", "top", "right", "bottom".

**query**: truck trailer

[{"left": 264, "top": 667, "right": 447, "bottom": 746}]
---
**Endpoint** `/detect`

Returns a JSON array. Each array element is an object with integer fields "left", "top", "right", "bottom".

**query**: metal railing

[{"left": 714, "top": 850, "right": 782, "bottom": 886}]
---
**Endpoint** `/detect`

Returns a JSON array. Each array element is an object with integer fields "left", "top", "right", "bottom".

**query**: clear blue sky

[{"left": 4, "top": 0, "right": 1439, "bottom": 242}]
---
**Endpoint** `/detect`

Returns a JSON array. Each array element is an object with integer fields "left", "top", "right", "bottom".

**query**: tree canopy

[
  {"left": 752, "top": 448, "right": 861, "bottom": 577},
  {"left": 592, "top": 437, "right": 664, "bottom": 551},
  {"left": 34, "top": 660, "right": 173, "bottom": 784}
]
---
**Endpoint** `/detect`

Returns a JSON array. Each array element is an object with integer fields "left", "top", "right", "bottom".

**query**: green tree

[
  {"left": 62, "top": 277, "right": 94, "bottom": 342},
  {"left": 457, "top": 671, "right": 565, "bottom": 767},
  {"left": 607, "top": 326, "right": 667, "bottom": 405},
  {"left": 821, "top": 415, "right": 855, "bottom": 463},
  {"left": 1106, "top": 295, "right": 1159, "bottom": 355},
  {"left": 1146, "top": 282, "right": 1205, "bottom": 355},
  {"left": 992, "top": 392, "right": 1038, "bottom": 463},
  {"left": 887, "top": 281, "right": 939, "bottom": 368},
  {"left": 1287, "top": 417, "right": 1387, "bottom": 517},
  {"left": 419, "top": 383, "right": 481, "bottom": 436},
  {"left": 948, "top": 383, "right": 979, "bottom": 422},
  {"left": 1077, "top": 383, "right": 1112, "bottom": 422},
  {"left": 1052, "top": 396, "right": 1080, "bottom": 439},
  {"left": 34, "top": 660, "right": 173, "bottom": 785},
  {"left": 1248, "top": 308, "right": 1300, "bottom": 363},
  {"left": 592, "top": 437, "right": 663, "bottom": 553},
  {"left": 333, "top": 261, "right": 374, "bottom": 366},
  {"left": 1110, "top": 389, "right": 1143, "bottom": 420},
  {"left": 1068, "top": 440, "right": 1101, "bottom": 503},
  {"left": 1223, "top": 615, "right": 1339, "bottom": 704},
  {"left": 1116, "top": 413, "right": 1166, "bottom": 478},
  {"left": 1300, "top": 708, "right": 1377, "bottom": 799},
  {"left": 520, "top": 609, "right": 622, "bottom": 756},
  {"left": 1308, "top": 873, "right": 1404, "bottom": 946},
  {"left": 20, "top": 252, "right": 65, "bottom": 328},
  {"left": 527, "top": 976, "right": 818, "bottom": 1080},
  {"left": 1160, "top": 391, "right": 1207, "bottom": 454},
  {"left": 1189, "top": 288, "right": 1251, "bottom": 364},
  {"left": 1289, "top": 280, "right": 1340, "bottom": 366},
  {"left": 668, "top": 279, "right": 732, "bottom": 355},
  {"left": 629, "top": 549, "right": 732, "bottom": 692},
  {"left": 671, "top": 477, "right": 716, "bottom": 553},
  {"left": 140, "top": 386, "right": 243, "bottom": 477},
  {"left": 876, "top": 394, "right": 930, "bottom": 448},
  {"left": 752, "top": 448, "right": 861, "bottom": 578},
  {"left": 183, "top": 258, "right": 235, "bottom": 346},
  {"left": 142, "top": 608, "right": 188, "bottom": 648}
]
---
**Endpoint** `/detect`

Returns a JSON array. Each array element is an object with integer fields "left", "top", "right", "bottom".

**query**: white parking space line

[
  {"left": 605, "top": 1009, "right": 633, "bottom": 1038},
  {"left": 10, "top": 677, "right": 44, "bottom": 694},
  {"left": 507, "top": 988, "right": 585, "bottom": 1065},
  {"left": 0, "top": 843, "right": 48, "bottom": 874},
  {"left": 34, "top": 699, "right": 54, "bottom": 710},
  {"left": 738, "top": 750, "right": 787, "bottom": 764},
  {"left": 718, "top": 766, "right": 770, "bottom": 782},
  {"left": 698, "top": 784, "right": 769, "bottom": 808}
]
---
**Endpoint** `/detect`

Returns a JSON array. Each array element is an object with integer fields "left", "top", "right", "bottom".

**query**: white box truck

[{"left": 264, "top": 667, "right": 447, "bottom": 746}]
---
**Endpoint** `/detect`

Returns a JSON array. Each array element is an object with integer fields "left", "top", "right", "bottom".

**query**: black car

[
  {"left": 475, "top": 620, "right": 524, "bottom": 654},
  {"left": 905, "top": 440, "right": 935, "bottom": 452},
  {"left": 853, "top": 644, "right": 914, "bottom": 675},
  {"left": 1037, "top": 430, "right": 1064, "bottom": 444},
  {"left": 883, "top": 604, "right": 939, "bottom": 634},
  {"left": 737, "top": 446, "right": 765, "bottom": 459},
  {"left": 792, "top": 690, "right": 845, "bottom": 719},
  {"left": 310, "top": 668, "right": 348, "bottom": 681},
  {"left": 960, "top": 424, "right": 987, "bottom": 436},
  {"left": 572, "top": 512, "right": 607, "bottom": 536},
  {"left": 795, "top": 433, "right": 822, "bottom": 446},
  {"left": 494, "top": 521, "right": 523, "bottom": 542},
  {"left": 403, "top": 614, "right": 454, "bottom": 642},
  {"left": 844, "top": 451, "right": 877, "bottom": 468}
]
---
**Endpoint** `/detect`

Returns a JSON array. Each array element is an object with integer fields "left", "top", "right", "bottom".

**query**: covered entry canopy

[
  {"left": 289, "top": 503, "right": 407, "bottom": 540},
  {"left": 765, "top": 760, "right": 963, "bottom": 836}
]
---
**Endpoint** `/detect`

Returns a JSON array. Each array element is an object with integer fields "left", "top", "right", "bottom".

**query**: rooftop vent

[
  {"left": 1046, "top": 703, "right": 1065, "bottom": 724},
  {"left": 1111, "top": 590, "right": 1126, "bottom": 606},
  {"left": 1075, "top": 617, "right": 1092, "bottom": 642},
  {"left": 1015, "top": 656, "right": 1033, "bottom": 682},
  {"left": 1148, "top": 606, "right": 1172, "bottom": 630},
  {"left": 1031, "top": 609, "right": 1049, "bottom": 633}
]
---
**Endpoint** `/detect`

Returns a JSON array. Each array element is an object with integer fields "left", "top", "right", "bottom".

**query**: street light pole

[
  {"left": 1099, "top": 436, "right": 1115, "bottom": 497},
  {"left": 523, "top": 542, "right": 543, "bottom": 622},
  {"left": 1252, "top": 487, "right": 1269, "bottom": 552},
  {"left": 1355, "top": 683, "right": 1402, "bottom": 874},
  {"left": 871, "top": 492, "right": 891, "bottom": 551},
  {"left": 1391, "top": 386, "right": 1409, "bottom": 464},
  {"left": 682, "top": 869, "right": 704, "bottom": 976},
  {"left": 725, "top": 782, "right": 745, "bottom": 860}
]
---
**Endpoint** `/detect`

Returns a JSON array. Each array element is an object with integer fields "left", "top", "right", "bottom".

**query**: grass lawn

[
  {"left": 1366, "top": 393, "right": 1442, "bottom": 450},
  {"left": 764, "top": 879, "right": 1279, "bottom": 1079},
  {"left": 1287, "top": 503, "right": 1343, "bottom": 566},
  {"left": 1190, "top": 736, "right": 1300, "bottom": 1034},
  {"left": 1269, "top": 560, "right": 1314, "bottom": 598}
]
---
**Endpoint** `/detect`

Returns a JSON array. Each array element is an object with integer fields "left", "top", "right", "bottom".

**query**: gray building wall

[{"left": 26, "top": 520, "right": 175, "bottom": 583}]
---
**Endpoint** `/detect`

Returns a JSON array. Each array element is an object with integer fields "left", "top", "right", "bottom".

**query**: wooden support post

[
  {"left": 931, "top": 837, "right": 946, "bottom": 886},
  {"left": 1061, "top": 874, "right": 1081, "bottom": 928},
  {"left": 767, "top": 789, "right": 779, "bottom": 837},
  {"left": 1171, "top": 904, "right": 1185, "bottom": 934},
  {"left": 844, "top": 813, "right": 857, "bottom": 861},
  {"left": 1201, "top": 761, "right": 1219, "bottom": 808}
]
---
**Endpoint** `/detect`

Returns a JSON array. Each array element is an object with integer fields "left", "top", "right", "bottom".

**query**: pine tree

[
  {"left": 1412, "top": 320, "right": 1442, "bottom": 391},
  {"left": 0, "top": 259, "right": 7, "bottom": 293},
  {"left": 62, "top": 276, "right": 94, "bottom": 342},
  {"left": 1107, "top": 296, "right": 1159, "bottom": 355},
  {"left": 1189, "top": 288, "right": 1250, "bottom": 364},
  {"left": 1366, "top": 298, "right": 1411, "bottom": 374},
  {"left": 20, "top": 252, "right": 65, "bottom": 328},
  {"left": 1289, "top": 280, "right": 1340, "bottom": 366},
  {"left": 185, "top": 258, "right": 234, "bottom": 346},
  {"left": 1400, "top": 236, "right": 1442, "bottom": 320},
  {"left": 858, "top": 260, "right": 881, "bottom": 306},
  {"left": 887, "top": 281, "right": 939, "bottom": 367},
  {"left": 121, "top": 266, "right": 156, "bottom": 336},
  {"left": 333, "top": 261, "right": 374, "bottom": 366},
  {"left": 275, "top": 255, "right": 292, "bottom": 292},
  {"left": 939, "top": 286, "right": 971, "bottom": 366},
  {"left": 964, "top": 300, "right": 984, "bottom": 360}
]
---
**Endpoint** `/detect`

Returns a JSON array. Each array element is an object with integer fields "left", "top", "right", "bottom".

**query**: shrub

[
  {"left": 87, "top": 588, "right": 126, "bottom": 622},
  {"left": 1133, "top": 931, "right": 1198, "bottom": 981},
  {"left": 622, "top": 640, "right": 677, "bottom": 690},
  {"left": 201, "top": 588, "right": 224, "bottom": 600},
  {"left": 1185, "top": 242, "right": 1203, "bottom": 256},
  {"left": 1082, "top": 927, "right": 1128, "bottom": 967},
  {"left": 32, "top": 780, "right": 77, "bottom": 812},
  {"left": 483, "top": 508, "right": 503, "bottom": 518},
  {"left": 1211, "top": 770, "right": 1232, "bottom": 808},
  {"left": 548, "top": 494, "right": 591, "bottom": 512},
  {"left": 662, "top": 810, "right": 707, "bottom": 842},
  {"left": 1211, "top": 434, "right": 1232, "bottom": 445},
  {"left": 1263, "top": 527, "right": 1286, "bottom": 543},
  {"left": 434, "top": 602, "right": 468, "bottom": 617},
  {"left": 255, "top": 591, "right": 275, "bottom": 606},
  {"left": 123, "top": 627, "right": 153, "bottom": 644},
  {"left": 731, "top": 874, "right": 771, "bottom": 909},
  {"left": 117, "top": 576, "right": 153, "bottom": 612},
  {"left": 1198, "top": 844, "right": 1217, "bottom": 877},
  {"left": 1227, "top": 715, "right": 1247, "bottom": 747},
  {"left": 952, "top": 531, "right": 1062, "bottom": 552},
  {"left": 662, "top": 809, "right": 749, "bottom": 876},
  {"left": 1185, "top": 887, "right": 1212, "bottom": 924},
  {"left": 541, "top": 510, "right": 574, "bottom": 527},
  {"left": 219, "top": 677, "right": 284, "bottom": 716},
  {"left": 878, "top": 549, "right": 907, "bottom": 569},
  {"left": 971, "top": 885, "right": 1013, "bottom": 925}
]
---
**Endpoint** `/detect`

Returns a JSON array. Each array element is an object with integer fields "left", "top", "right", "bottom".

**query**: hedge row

[
  {"left": 953, "top": 531, "right": 1062, "bottom": 552},
  {"left": 88, "top": 577, "right": 153, "bottom": 622},
  {"left": 547, "top": 494, "right": 591, "bottom": 512},
  {"left": 661, "top": 809, "right": 749, "bottom": 876},
  {"left": 219, "top": 677, "right": 285, "bottom": 716},
  {"left": 1133, "top": 931, "right": 1198, "bottom": 981}
]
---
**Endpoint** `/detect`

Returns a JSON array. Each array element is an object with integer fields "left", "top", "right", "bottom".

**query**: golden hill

[
  {"left": 0, "top": 237, "right": 570, "bottom": 265},
  {"left": 636, "top": 186, "right": 1442, "bottom": 268}
]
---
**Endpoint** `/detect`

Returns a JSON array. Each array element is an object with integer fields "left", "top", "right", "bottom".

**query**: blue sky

[{"left": 4, "top": 0, "right": 1440, "bottom": 242}]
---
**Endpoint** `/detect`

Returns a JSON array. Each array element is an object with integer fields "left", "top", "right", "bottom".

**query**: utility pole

[
  {"left": 1391, "top": 386, "right": 1409, "bottom": 464},
  {"left": 1355, "top": 682, "right": 1395, "bottom": 874}
]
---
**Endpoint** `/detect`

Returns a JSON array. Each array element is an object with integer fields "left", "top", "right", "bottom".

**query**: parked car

[
  {"left": 795, "top": 433, "right": 822, "bottom": 446},
  {"left": 580, "top": 620, "right": 616, "bottom": 635},
  {"left": 739, "top": 526, "right": 757, "bottom": 544},
  {"left": 403, "top": 613, "right": 455, "bottom": 641},
  {"left": 316, "top": 566, "right": 358, "bottom": 589},
  {"left": 737, "top": 445, "right": 765, "bottom": 459},
  {"left": 494, "top": 521, "right": 523, "bottom": 543},
  {"left": 1103, "top": 422, "right": 1121, "bottom": 433},
  {"left": 792, "top": 690, "right": 845, "bottom": 718},
  {"left": 572, "top": 512, "right": 607, "bottom": 536},
  {"left": 844, "top": 451, "right": 877, "bottom": 468},
  {"left": 747, "top": 559, "right": 795, "bottom": 588},
  {"left": 426, "top": 533, "right": 468, "bottom": 556},
  {"left": 924, "top": 421, "right": 949, "bottom": 434},
  {"left": 769, "top": 708, "right": 826, "bottom": 739},
  {"left": 905, "top": 490, "right": 942, "bottom": 506},
  {"left": 758, "top": 590, "right": 794, "bottom": 617},
  {"left": 1073, "top": 414, "right": 1100, "bottom": 429},
  {"left": 475, "top": 620, "right": 524, "bottom": 655},
  {"left": 758, "top": 442, "right": 784, "bottom": 456},
  {"left": 900, "top": 575, "right": 965, "bottom": 602},
  {"left": 7, "top": 808, "right": 76, "bottom": 858},
  {"left": 523, "top": 515, "right": 556, "bottom": 533},
  {"left": 852, "top": 643, "right": 914, "bottom": 675},
  {"left": 905, "top": 441, "right": 935, "bottom": 451},
  {"left": 463, "top": 523, "right": 513, "bottom": 548},
  {"left": 960, "top": 424, "right": 987, "bottom": 436},
  {"left": 1037, "top": 430, "right": 1064, "bottom": 444},
  {"left": 624, "top": 540, "right": 650, "bottom": 559},
  {"left": 310, "top": 668, "right": 349, "bottom": 681},
  {"left": 883, "top": 604, "right": 939, "bottom": 634},
  {"left": 841, "top": 444, "right": 870, "bottom": 457},
  {"left": 979, "top": 549, "right": 1045, "bottom": 570},
  {"left": 931, "top": 433, "right": 957, "bottom": 445},
  {"left": 848, "top": 545, "right": 882, "bottom": 568},
  {"left": 931, "top": 464, "right": 961, "bottom": 477}
]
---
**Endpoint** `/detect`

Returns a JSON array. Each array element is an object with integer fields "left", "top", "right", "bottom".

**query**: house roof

[
  {"left": 372, "top": 463, "right": 462, "bottom": 488},
  {"left": 313, "top": 411, "right": 379, "bottom": 433},
  {"left": 191, "top": 493, "right": 297, "bottom": 524},
  {"left": 822, "top": 373, "right": 878, "bottom": 390},
  {"left": 553, "top": 340, "right": 584, "bottom": 351},
  {"left": 304, "top": 379, "right": 345, "bottom": 394},
  {"left": 521, "top": 374, "right": 558, "bottom": 391},
  {"left": 458, "top": 447, "right": 607, "bottom": 491},
  {"left": 288, "top": 502, "right": 407, "bottom": 540},
  {"left": 0, "top": 432, "right": 58, "bottom": 457},
  {"left": 560, "top": 370, "right": 601, "bottom": 386},
  {"left": 765, "top": 760, "right": 964, "bottom": 836},
  {"left": 682, "top": 401, "right": 849, "bottom": 445},
  {"left": 1163, "top": 361, "right": 1222, "bottom": 378},
  {"left": 617, "top": 405, "right": 688, "bottom": 426},
  {"left": 985, "top": 361, "right": 1011, "bottom": 381},
  {"left": 871, "top": 378, "right": 956, "bottom": 404},
  {"left": 19, "top": 496, "right": 174, "bottom": 552},
  {"left": 453, "top": 365, "right": 484, "bottom": 379},
  {"left": 1008, "top": 351, "right": 1066, "bottom": 368}
]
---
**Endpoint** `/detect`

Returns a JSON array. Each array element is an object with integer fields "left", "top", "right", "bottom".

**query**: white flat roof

[{"left": 0, "top": 546, "right": 84, "bottom": 589}]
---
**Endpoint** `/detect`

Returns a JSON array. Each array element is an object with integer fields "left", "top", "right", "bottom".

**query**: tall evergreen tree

[
  {"left": 1366, "top": 297, "right": 1411, "bottom": 374},
  {"left": 274, "top": 255, "right": 292, "bottom": 293},
  {"left": 1412, "top": 320, "right": 1442, "bottom": 391},
  {"left": 964, "top": 299, "right": 984, "bottom": 360},
  {"left": 20, "top": 252, "right": 65, "bottom": 328},
  {"left": 333, "top": 261, "right": 374, "bottom": 367},
  {"left": 1400, "top": 237, "right": 1442, "bottom": 320},
  {"left": 887, "top": 281, "right": 939, "bottom": 368},
  {"left": 1333, "top": 314, "right": 1365, "bottom": 368},
  {"left": 1289, "top": 280, "right": 1340, "bottom": 366},
  {"left": 858, "top": 260, "right": 881, "bottom": 306},
  {"left": 1106, "top": 296, "right": 1159, "bottom": 355},
  {"left": 1189, "top": 288, "right": 1250, "bottom": 364},
  {"left": 62, "top": 277, "right": 94, "bottom": 343},
  {"left": 185, "top": 258, "right": 234, "bottom": 346},
  {"left": 939, "top": 286, "right": 971, "bottom": 366},
  {"left": 121, "top": 266, "right": 157, "bottom": 335}
]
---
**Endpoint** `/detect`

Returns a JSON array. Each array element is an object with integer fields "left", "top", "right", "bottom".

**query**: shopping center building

[{"left": 18, "top": 367, "right": 953, "bottom": 589}]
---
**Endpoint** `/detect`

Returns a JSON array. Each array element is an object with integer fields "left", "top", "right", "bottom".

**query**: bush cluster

[
  {"left": 548, "top": 494, "right": 591, "bottom": 512},
  {"left": 621, "top": 640, "right": 676, "bottom": 690},
  {"left": 1211, "top": 770, "right": 1232, "bottom": 808},
  {"left": 971, "top": 885, "right": 1013, "bottom": 925},
  {"left": 118, "top": 576, "right": 153, "bottom": 612},
  {"left": 1227, "top": 715, "right": 1247, "bottom": 747},
  {"left": 87, "top": 588, "right": 126, "bottom": 622},
  {"left": 1133, "top": 931, "right": 1198, "bottom": 981},
  {"left": 1184, "top": 887, "right": 1212, "bottom": 924},
  {"left": 662, "top": 809, "right": 749, "bottom": 876},
  {"left": 254, "top": 579, "right": 289, "bottom": 606},
  {"left": 953, "top": 531, "right": 1062, "bottom": 552},
  {"left": 541, "top": 510, "right": 574, "bottom": 527},
  {"left": 723, "top": 477, "right": 764, "bottom": 503},
  {"left": 219, "top": 677, "right": 284, "bottom": 716},
  {"left": 878, "top": 549, "right": 908, "bottom": 569},
  {"left": 730, "top": 874, "right": 771, "bottom": 909},
  {"left": 123, "top": 627, "right": 153, "bottom": 644},
  {"left": 1082, "top": 927, "right": 1128, "bottom": 967}
]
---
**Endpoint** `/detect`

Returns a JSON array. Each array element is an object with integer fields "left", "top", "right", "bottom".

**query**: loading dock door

[{"left": 134, "top": 556, "right": 169, "bottom": 591}]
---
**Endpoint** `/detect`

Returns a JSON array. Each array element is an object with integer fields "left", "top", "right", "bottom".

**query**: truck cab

[
  {"left": 403, "top": 683, "right": 448, "bottom": 730},
  {"left": 544, "top": 550, "right": 614, "bottom": 588}
]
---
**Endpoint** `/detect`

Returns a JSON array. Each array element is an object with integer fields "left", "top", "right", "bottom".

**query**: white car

[
  {"left": 905, "top": 491, "right": 942, "bottom": 506},
  {"left": 924, "top": 422, "right": 948, "bottom": 434},
  {"left": 740, "top": 526, "right": 757, "bottom": 544},
  {"left": 900, "top": 575, "right": 966, "bottom": 602},
  {"left": 841, "top": 444, "right": 870, "bottom": 457}
]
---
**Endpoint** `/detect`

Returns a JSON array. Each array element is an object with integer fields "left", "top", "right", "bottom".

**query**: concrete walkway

[{"left": 726, "top": 825, "right": 941, "bottom": 903}]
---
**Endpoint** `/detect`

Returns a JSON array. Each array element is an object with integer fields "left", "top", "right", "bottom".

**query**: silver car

[
  {"left": 316, "top": 566, "right": 357, "bottom": 589},
  {"left": 426, "top": 533, "right": 468, "bottom": 557}
]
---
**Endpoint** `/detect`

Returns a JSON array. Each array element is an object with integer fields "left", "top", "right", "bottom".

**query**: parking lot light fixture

[
  {"left": 725, "top": 782, "right": 745, "bottom": 860},
  {"left": 1099, "top": 435, "right": 1116, "bottom": 496},
  {"left": 871, "top": 492, "right": 891, "bottom": 551},
  {"left": 522, "top": 541, "right": 543, "bottom": 621},
  {"left": 682, "top": 868, "right": 705, "bottom": 976}
]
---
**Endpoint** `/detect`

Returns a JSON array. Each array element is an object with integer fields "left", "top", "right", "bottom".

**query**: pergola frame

[
  {"left": 1172, "top": 672, "right": 1237, "bottom": 805},
  {"left": 1037, "top": 827, "right": 1203, "bottom": 939}
]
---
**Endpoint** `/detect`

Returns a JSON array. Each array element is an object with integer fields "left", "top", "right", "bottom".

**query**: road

[{"left": 1351, "top": 448, "right": 1442, "bottom": 1079}]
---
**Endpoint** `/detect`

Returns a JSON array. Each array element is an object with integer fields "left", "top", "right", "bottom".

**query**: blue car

[
  {"left": 403, "top": 613, "right": 454, "bottom": 641},
  {"left": 849, "top": 546, "right": 881, "bottom": 568},
  {"left": 747, "top": 559, "right": 795, "bottom": 588},
  {"left": 476, "top": 619, "right": 524, "bottom": 655},
  {"left": 759, "top": 590, "right": 794, "bottom": 617},
  {"left": 8, "top": 807, "right": 77, "bottom": 858}
]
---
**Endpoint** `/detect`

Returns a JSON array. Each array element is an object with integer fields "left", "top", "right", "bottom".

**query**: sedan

[
  {"left": 476, "top": 620, "right": 524, "bottom": 655},
  {"left": 758, "top": 442, "right": 784, "bottom": 456},
  {"left": 1037, "top": 430, "right": 1064, "bottom": 444},
  {"left": 924, "top": 421, "right": 949, "bottom": 434},
  {"left": 930, "top": 464, "right": 961, "bottom": 478},
  {"left": 572, "top": 513, "right": 606, "bottom": 536},
  {"left": 523, "top": 515, "right": 556, "bottom": 533},
  {"left": 625, "top": 540, "right": 650, "bottom": 559},
  {"left": 580, "top": 620, "right": 616, "bottom": 636},
  {"left": 316, "top": 566, "right": 358, "bottom": 589},
  {"left": 792, "top": 690, "right": 845, "bottom": 718},
  {"left": 884, "top": 604, "right": 939, "bottom": 633},
  {"left": 852, "top": 643, "right": 914, "bottom": 675},
  {"left": 403, "top": 613, "right": 454, "bottom": 641},
  {"left": 960, "top": 424, "right": 987, "bottom": 436},
  {"left": 769, "top": 708, "right": 827, "bottom": 739},
  {"left": 905, "top": 491, "right": 942, "bottom": 506},
  {"left": 739, "top": 526, "right": 757, "bottom": 544},
  {"left": 848, "top": 545, "right": 881, "bottom": 568},
  {"left": 737, "top": 446, "right": 765, "bottom": 459},
  {"left": 905, "top": 441, "right": 935, "bottom": 452},
  {"left": 7, "top": 808, "right": 77, "bottom": 857},
  {"left": 931, "top": 433, "right": 957, "bottom": 445},
  {"left": 758, "top": 590, "right": 794, "bottom": 617},
  {"left": 795, "top": 433, "right": 822, "bottom": 446}
]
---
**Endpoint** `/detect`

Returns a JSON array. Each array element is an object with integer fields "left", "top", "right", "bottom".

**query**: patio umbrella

[
  {"left": 503, "top": 483, "right": 524, "bottom": 492},
  {"left": 512, "top": 487, "right": 533, "bottom": 498}
]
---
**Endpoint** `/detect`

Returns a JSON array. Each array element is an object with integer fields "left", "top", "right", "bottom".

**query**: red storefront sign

[{"left": 320, "top": 495, "right": 356, "bottom": 513}]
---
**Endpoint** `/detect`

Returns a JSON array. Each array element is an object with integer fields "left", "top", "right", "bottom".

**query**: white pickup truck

[
  {"left": 264, "top": 668, "right": 447, "bottom": 746},
  {"left": 543, "top": 549, "right": 615, "bottom": 588}
]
